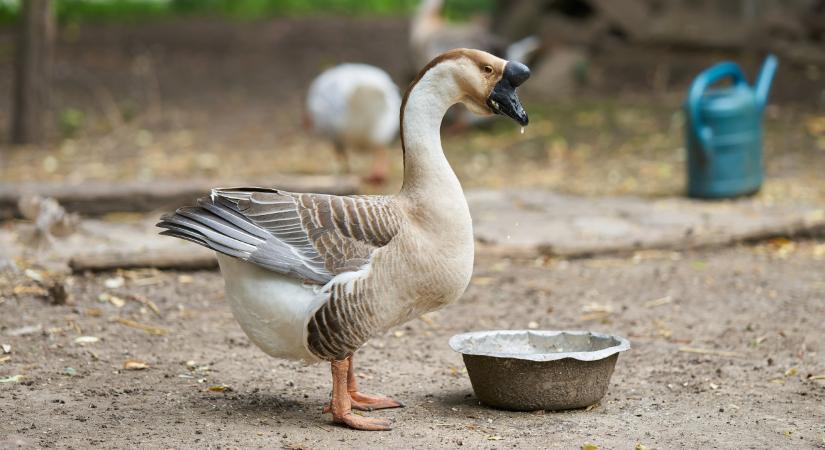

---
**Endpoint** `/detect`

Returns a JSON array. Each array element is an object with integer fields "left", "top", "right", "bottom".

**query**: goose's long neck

[{"left": 399, "top": 63, "right": 462, "bottom": 199}]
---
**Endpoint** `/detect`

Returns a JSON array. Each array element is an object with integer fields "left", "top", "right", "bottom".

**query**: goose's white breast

[{"left": 217, "top": 254, "right": 325, "bottom": 362}]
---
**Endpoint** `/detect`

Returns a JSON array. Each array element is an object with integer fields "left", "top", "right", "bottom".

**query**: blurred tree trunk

[{"left": 11, "top": 0, "right": 55, "bottom": 145}]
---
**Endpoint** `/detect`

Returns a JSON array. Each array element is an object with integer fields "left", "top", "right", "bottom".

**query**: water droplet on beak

[{"left": 520, "top": 127, "right": 525, "bottom": 134}]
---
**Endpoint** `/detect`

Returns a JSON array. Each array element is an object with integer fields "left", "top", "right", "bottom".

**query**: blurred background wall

[{"left": 0, "top": 0, "right": 822, "bottom": 202}]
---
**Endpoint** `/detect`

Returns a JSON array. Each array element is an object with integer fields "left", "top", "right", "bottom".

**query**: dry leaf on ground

[
  {"left": 74, "top": 336, "right": 100, "bottom": 344},
  {"left": 123, "top": 360, "right": 149, "bottom": 370},
  {"left": 0, "top": 375, "right": 24, "bottom": 383},
  {"left": 114, "top": 318, "right": 169, "bottom": 336}
]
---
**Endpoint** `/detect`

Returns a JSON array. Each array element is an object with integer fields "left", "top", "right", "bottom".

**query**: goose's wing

[{"left": 157, "top": 187, "right": 402, "bottom": 284}]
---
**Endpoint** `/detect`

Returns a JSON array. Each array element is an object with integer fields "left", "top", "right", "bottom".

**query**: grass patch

[{"left": 0, "top": 0, "right": 494, "bottom": 25}]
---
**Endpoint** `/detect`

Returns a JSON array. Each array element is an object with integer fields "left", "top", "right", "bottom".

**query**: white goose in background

[
  {"left": 158, "top": 49, "right": 530, "bottom": 431},
  {"left": 305, "top": 64, "right": 401, "bottom": 184}
]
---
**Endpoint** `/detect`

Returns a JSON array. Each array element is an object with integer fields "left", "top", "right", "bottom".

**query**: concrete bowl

[{"left": 449, "top": 330, "right": 630, "bottom": 411}]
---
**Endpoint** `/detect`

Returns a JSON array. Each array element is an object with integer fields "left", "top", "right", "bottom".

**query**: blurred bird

[
  {"left": 305, "top": 63, "right": 401, "bottom": 184},
  {"left": 17, "top": 195, "right": 79, "bottom": 248},
  {"left": 410, "top": 0, "right": 540, "bottom": 68},
  {"left": 410, "top": 0, "right": 503, "bottom": 69},
  {"left": 410, "top": 0, "right": 540, "bottom": 130}
]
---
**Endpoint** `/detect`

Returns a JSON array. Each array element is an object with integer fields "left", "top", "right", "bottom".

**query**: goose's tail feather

[
  {"left": 156, "top": 196, "right": 329, "bottom": 283},
  {"left": 157, "top": 198, "right": 263, "bottom": 258}
]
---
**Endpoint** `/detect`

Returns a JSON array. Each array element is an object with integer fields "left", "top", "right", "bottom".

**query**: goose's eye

[{"left": 482, "top": 65, "right": 494, "bottom": 75}]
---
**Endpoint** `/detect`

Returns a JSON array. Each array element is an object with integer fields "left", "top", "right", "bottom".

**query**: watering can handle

[{"left": 687, "top": 62, "right": 748, "bottom": 156}]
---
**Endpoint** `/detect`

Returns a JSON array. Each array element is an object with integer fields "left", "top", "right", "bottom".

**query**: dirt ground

[{"left": 1, "top": 241, "right": 824, "bottom": 449}]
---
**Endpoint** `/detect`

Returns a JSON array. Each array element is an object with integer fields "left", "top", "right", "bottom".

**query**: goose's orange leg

[
  {"left": 327, "top": 358, "right": 392, "bottom": 431},
  {"left": 363, "top": 145, "right": 389, "bottom": 185},
  {"left": 347, "top": 355, "right": 405, "bottom": 411}
]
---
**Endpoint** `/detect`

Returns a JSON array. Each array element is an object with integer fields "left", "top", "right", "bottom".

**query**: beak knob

[{"left": 504, "top": 61, "right": 531, "bottom": 88}]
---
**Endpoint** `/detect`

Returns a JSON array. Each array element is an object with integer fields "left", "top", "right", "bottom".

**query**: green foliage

[
  {"left": 168, "top": 0, "right": 420, "bottom": 18},
  {"left": 0, "top": 0, "right": 494, "bottom": 24},
  {"left": 59, "top": 107, "right": 85, "bottom": 138},
  {"left": 57, "top": 0, "right": 171, "bottom": 23},
  {"left": 0, "top": 0, "right": 18, "bottom": 25}
]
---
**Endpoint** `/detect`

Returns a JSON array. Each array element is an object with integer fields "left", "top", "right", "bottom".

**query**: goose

[
  {"left": 305, "top": 64, "right": 401, "bottom": 184},
  {"left": 157, "top": 49, "right": 530, "bottom": 431}
]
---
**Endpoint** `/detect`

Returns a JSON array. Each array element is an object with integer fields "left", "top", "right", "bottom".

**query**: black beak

[{"left": 486, "top": 61, "right": 530, "bottom": 126}]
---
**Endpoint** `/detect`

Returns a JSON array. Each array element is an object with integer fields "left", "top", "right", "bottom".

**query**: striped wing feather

[{"left": 158, "top": 187, "right": 402, "bottom": 283}]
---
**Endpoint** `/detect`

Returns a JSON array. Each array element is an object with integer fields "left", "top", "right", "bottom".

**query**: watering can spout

[{"left": 755, "top": 55, "right": 778, "bottom": 111}]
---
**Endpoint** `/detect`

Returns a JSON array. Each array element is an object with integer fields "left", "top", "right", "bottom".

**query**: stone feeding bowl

[{"left": 449, "top": 330, "right": 630, "bottom": 411}]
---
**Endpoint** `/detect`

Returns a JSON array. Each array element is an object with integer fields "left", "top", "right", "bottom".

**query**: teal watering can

[{"left": 685, "top": 55, "right": 778, "bottom": 198}]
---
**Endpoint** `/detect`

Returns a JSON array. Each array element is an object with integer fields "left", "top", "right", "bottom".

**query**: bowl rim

[{"left": 448, "top": 329, "right": 631, "bottom": 362}]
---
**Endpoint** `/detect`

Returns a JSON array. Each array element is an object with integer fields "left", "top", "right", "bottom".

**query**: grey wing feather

[
  {"left": 157, "top": 187, "right": 402, "bottom": 284},
  {"left": 157, "top": 194, "right": 332, "bottom": 284}
]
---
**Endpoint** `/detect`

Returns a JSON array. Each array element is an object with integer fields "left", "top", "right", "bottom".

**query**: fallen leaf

[
  {"left": 64, "top": 367, "right": 77, "bottom": 377},
  {"left": 767, "top": 237, "right": 793, "bottom": 247},
  {"left": 807, "top": 374, "right": 825, "bottom": 381},
  {"left": 74, "top": 336, "right": 100, "bottom": 344},
  {"left": 751, "top": 335, "right": 769, "bottom": 347},
  {"left": 127, "top": 294, "right": 162, "bottom": 317},
  {"left": 24, "top": 268, "right": 44, "bottom": 283},
  {"left": 208, "top": 384, "right": 232, "bottom": 392},
  {"left": 104, "top": 276, "right": 125, "bottom": 289},
  {"left": 582, "top": 443, "right": 598, "bottom": 450},
  {"left": 653, "top": 319, "right": 673, "bottom": 338},
  {"left": 6, "top": 324, "right": 43, "bottom": 337},
  {"left": 12, "top": 284, "right": 48, "bottom": 296},
  {"left": 0, "top": 355, "right": 10, "bottom": 364},
  {"left": 635, "top": 445, "right": 648, "bottom": 450},
  {"left": 486, "top": 435, "right": 503, "bottom": 441},
  {"left": 418, "top": 313, "right": 438, "bottom": 328},
  {"left": 0, "top": 375, "right": 23, "bottom": 383},
  {"left": 581, "top": 302, "right": 613, "bottom": 313},
  {"left": 123, "top": 360, "right": 149, "bottom": 370},
  {"left": 784, "top": 367, "right": 798, "bottom": 377},
  {"left": 85, "top": 308, "right": 103, "bottom": 317},
  {"left": 643, "top": 295, "right": 672, "bottom": 308},
  {"left": 177, "top": 274, "right": 194, "bottom": 284},
  {"left": 98, "top": 293, "right": 125, "bottom": 308},
  {"left": 678, "top": 347, "right": 738, "bottom": 358},
  {"left": 114, "top": 318, "right": 169, "bottom": 336},
  {"left": 1, "top": 344, "right": 10, "bottom": 353}
]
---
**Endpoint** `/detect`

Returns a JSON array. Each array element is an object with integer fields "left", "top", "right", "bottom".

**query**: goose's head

[{"left": 435, "top": 48, "right": 531, "bottom": 126}]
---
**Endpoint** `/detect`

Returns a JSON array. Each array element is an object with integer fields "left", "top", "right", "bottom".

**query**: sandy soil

[{"left": 1, "top": 241, "right": 824, "bottom": 449}]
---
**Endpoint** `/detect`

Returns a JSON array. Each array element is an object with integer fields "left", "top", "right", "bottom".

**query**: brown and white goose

[{"left": 157, "top": 49, "right": 530, "bottom": 431}]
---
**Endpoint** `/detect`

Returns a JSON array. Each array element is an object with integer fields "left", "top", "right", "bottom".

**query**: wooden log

[
  {"left": 0, "top": 175, "right": 359, "bottom": 218},
  {"left": 11, "top": 0, "right": 55, "bottom": 145},
  {"left": 69, "top": 249, "right": 217, "bottom": 272}
]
